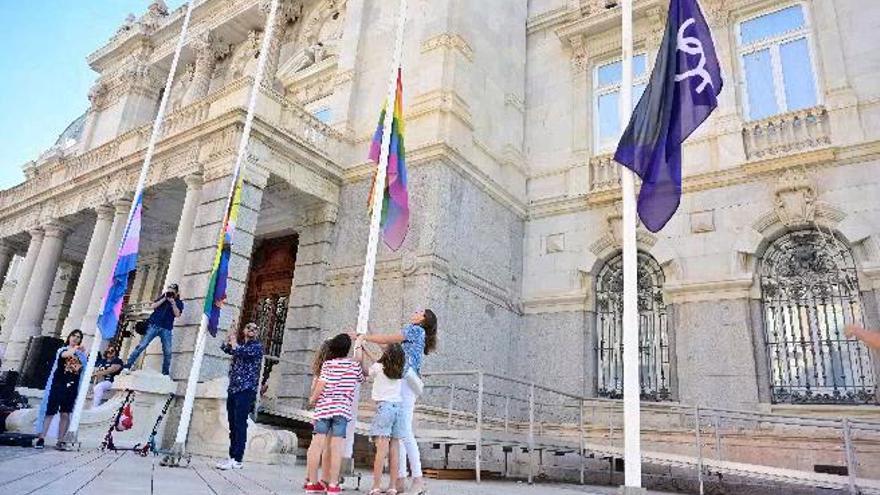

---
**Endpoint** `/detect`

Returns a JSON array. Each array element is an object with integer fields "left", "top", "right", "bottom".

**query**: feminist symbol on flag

[{"left": 674, "top": 18, "right": 714, "bottom": 94}]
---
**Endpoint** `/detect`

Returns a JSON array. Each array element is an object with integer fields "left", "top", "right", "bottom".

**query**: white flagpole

[
  {"left": 168, "top": 0, "right": 281, "bottom": 461},
  {"left": 619, "top": 0, "right": 643, "bottom": 490},
  {"left": 65, "top": 0, "right": 197, "bottom": 443},
  {"left": 345, "top": 0, "right": 408, "bottom": 462}
]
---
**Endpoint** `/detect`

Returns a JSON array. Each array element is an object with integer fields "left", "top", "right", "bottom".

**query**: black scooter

[
  {"left": 135, "top": 393, "right": 176, "bottom": 458},
  {"left": 101, "top": 389, "right": 136, "bottom": 451}
]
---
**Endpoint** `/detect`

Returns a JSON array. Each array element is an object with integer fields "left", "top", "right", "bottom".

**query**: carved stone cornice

[{"left": 420, "top": 33, "right": 474, "bottom": 62}]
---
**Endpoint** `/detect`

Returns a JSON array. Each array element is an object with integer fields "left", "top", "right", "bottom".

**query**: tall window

[
  {"left": 737, "top": 4, "right": 819, "bottom": 121},
  {"left": 595, "top": 252, "right": 671, "bottom": 401},
  {"left": 593, "top": 54, "right": 648, "bottom": 152},
  {"left": 760, "top": 230, "right": 875, "bottom": 404}
]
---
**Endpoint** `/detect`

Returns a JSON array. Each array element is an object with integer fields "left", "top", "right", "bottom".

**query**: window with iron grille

[
  {"left": 759, "top": 230, "right": 875, "bottom": 404},
  {"left": 595, "top": 251, "right": 671, "bottom": 401}
]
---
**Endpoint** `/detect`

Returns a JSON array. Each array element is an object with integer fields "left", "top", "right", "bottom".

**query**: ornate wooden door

[{"left": 242, "top": 235, "right": 298, "bottom": 358}]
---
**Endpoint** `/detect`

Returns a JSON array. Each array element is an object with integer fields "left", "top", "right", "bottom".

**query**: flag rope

[{"left": 66, "top": 1, "right": 198, "bottom": 442}]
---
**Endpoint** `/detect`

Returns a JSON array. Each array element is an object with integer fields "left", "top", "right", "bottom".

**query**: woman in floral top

[{"left": 216, "top": 322, "right": 263, "bottom": 470}]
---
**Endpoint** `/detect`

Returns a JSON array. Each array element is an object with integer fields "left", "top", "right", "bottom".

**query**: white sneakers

[{"left": 215, "top": 458, "right": 243, "bottom": 470}]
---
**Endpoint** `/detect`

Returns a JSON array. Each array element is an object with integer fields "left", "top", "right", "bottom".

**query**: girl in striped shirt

[{"left": 305, "top": 334, "right": 365, "bottom": 494}]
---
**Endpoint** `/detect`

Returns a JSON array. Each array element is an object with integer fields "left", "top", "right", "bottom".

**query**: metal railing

[{"left": 247, "top": 356, "right": 880, "bottom": 492}]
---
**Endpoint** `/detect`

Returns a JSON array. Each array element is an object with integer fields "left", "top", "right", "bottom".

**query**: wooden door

[{"left": 242, "top": 235, "right": 298, "bottom": 358}]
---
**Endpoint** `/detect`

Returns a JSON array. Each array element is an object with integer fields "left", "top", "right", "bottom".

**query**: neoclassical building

[{"left": 0, "top": 0, "right": 878, "bottom": 423}]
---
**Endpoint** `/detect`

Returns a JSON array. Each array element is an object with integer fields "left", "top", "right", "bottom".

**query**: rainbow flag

[
  {"left": 96, "top": 192, "right": 142, "bottom": 340},
  {"left": 368, "top": 67, "right": 409, "bottom": 251},
  {"left": 203, "top": 175, "right": 243, "bottom": 336}
]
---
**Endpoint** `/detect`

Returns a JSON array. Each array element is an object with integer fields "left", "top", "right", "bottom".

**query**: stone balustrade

[
  {"left": 0, "top": 76, "right": 345, "bottom": 216},
  {"left": 742, "top": 106, "right": 830, "bottom": 161},
  {"left": 589, "top": 152, "right": 621, "bottom": 192}
]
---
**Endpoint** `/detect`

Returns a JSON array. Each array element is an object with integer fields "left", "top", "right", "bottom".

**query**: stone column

[
  {"left": 79, "top": 198, "right": 131, "bottom": 339},
  {"left": 182, "top": 32, "right": 226, "bottom": 106},
  {"left": 0, "top": 241, "right": 14, "bottom": 288},
  {"left": 164, "top": 173, "right": 203, "bottom": 288},
  {"left": 261, "top": 0, "right": 296, "bottom": 85},
  {"left": 62, "top": 205, "right": 115, "bottom": 334},
  {"left": 0, "top": 229, "right": 44, "bottom": 350},
  {"left": 5, "top": 222, "right": 71, "bottom": 370}
]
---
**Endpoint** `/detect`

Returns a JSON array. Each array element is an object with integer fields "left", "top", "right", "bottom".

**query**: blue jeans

[
  {"left": 370, "top": 401, "right": 404, "bottom": 439},
  {"left": 227, "top": 389, "right": 256, "bottom": 462},
  {"left": 314, "top": 416, "right": 349, "bottom": 438},
  {"left": 126, "top": 324, "right": 173, "bottom": 375}
]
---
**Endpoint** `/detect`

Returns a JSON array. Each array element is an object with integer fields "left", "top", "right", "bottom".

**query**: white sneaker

[
  {"left": 121, "top": 368, "right": 132, "bottom": 375},
  {"left": 216, "top": 458, "right": 242, "bottom": 470}
]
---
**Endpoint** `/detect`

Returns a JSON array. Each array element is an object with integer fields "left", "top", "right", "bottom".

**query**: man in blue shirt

[
  {"left": 216, "top": 322, "right": 263, "bottom": 470},
  {"left": 124, "top": 283, "right": 184, "bottom": 375}
]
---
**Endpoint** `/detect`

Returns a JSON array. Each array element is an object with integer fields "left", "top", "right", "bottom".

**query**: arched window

[
  {"left": 760, "top": 229, "right": 875, "bottom": 404},
  {"left": 596, "top": 252, "right": 671, "bottom": 401}
]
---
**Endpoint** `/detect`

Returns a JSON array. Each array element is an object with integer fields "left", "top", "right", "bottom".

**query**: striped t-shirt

[{"left": 313, "top": 358, "right": 364, "bottom": 420}]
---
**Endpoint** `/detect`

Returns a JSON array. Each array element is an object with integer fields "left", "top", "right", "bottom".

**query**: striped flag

[
  {"left": 203, "top": 175, "right": 243, "bottom": 336},
  {"left": 96, "top": 193, "right": 143, "bottom": 340},
  {"left": 368, "top": 67, "right": 409, "bottom": 251}
]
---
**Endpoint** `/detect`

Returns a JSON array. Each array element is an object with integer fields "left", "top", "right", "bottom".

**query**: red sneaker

[
  {"left": 326, "top": 485, "right": 342, "bottom": 494},
  {"left": 304, "top": 481, "right": 326, "bottom": 493}
]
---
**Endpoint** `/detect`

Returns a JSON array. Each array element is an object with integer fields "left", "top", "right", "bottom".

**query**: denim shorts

[
  {"left": 370, "top": 401, "right": 404, "bottom": 439},
  {"left": 314, "top": 415, "right": 349, "bottom": 438}
]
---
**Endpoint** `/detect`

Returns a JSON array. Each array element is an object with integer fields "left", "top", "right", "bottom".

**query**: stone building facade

[{"left": 0, "top": 0, "right": 877, "bottom": 421}]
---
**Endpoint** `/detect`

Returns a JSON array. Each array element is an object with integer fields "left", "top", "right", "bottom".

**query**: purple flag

[{"left": 614, "top": 0, "right": 722, "bottom": 232}]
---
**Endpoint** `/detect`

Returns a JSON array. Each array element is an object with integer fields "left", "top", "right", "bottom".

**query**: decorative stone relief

[
  {"left": 545, "top": 233, "right": 565, "bottom": 254},
  {"left": 773, "top": 169, "right": 816, "bottom": 227},
  {"left": 690, "top": 209, "right": 715, "bottom": 234},
  {"left": 569, "top": 35, "right": 588, "bottom": 74},
  {"left": 227, "top": 30, "right": 263, "bottom": 82},
  {"left": 280, "top": 0, "right": 345, "bottom": 76}
]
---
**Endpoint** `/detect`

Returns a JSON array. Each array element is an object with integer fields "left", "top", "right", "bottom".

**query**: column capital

[
  {"left": 27, "top": 227, "right": 45, "bottom": 240},
  {"left": 191, "top": 30, "right": 230, "bottom": 61},
  {"left": 43, "top": 220, "right": 72, "bottom": 239},
  {"left": 113, "top": 197, "right": 133, "bottom": 214},
  {"left": 95, "top": 204, "right": 116, "bottom": 221},
  {"left": 184, "top": 172, "right": 204, "bottom": 189}
]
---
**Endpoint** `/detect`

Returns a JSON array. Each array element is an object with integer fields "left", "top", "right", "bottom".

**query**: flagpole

[
  {"left": 345, "top": 0, "right": 408, "bottom": 461},
  {"left": 166, "top": 0, "right": 281, "bottom": 463},
  {"left": 65, "top": 0, "right": 197, "bottom": 444},
  {"left": 619, "top": 0, "right": 643, "bottom": 491}
]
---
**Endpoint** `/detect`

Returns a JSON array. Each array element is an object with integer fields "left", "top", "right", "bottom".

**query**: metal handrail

[{"left": 248, "top": 359, "right": 878, "bottom": 490}]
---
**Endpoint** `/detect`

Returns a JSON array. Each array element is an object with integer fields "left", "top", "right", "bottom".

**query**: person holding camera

[{"left": 124, "top": 283, "right": 184, "bottom": 375}]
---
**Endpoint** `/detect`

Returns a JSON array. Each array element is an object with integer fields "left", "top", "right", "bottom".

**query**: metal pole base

[
  {"left": 617, "top": 486, "right": 648, "bottom": 495},
  {"left": 159, "top": 442, "right": 192, "bottom": 467}
]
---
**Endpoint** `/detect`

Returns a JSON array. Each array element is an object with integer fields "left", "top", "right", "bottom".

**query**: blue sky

[{"left": 0, "top": 1, "right": 184, "bottom": 190}]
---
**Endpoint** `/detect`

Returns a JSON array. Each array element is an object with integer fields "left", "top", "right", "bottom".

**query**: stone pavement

[{"left": 0, "top": 446, "right": 678, "bottom": 495}]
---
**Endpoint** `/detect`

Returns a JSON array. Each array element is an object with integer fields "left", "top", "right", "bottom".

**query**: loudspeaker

[
  {"left": 0, "top": 370, "right": 18, "bottom": 399},
  {"left": 19, "top": 336, "right": 63, "bottom": 389}
]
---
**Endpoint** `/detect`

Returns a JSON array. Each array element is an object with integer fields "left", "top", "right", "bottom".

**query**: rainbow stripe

[
  {"left": 368, "top": 67, "right": 409, "bottom": 251},
  {"left": 97, "top": 192, "right": 142, "bottom": 340},
  {"left": 203, "top": 174, "right": 243, "bottom": 336}
]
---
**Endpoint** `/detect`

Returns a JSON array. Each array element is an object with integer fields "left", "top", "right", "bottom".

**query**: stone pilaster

[
  {"left": 182, "top": 32, "right": 227, "bottom": 106},
  {"left": 41, "top": 262, "right": 81, "bottom": 338},
  {"left": 169, "top": 164, "right": 267, "bottom": 385},
  {"left": 5, "top": 222, "right": 72, "bottom": 371},
  {"left": 62, "top": 205, "right": 115, "bottom": 334},
  {"left": 0, "top": 229, "right": 44, "bottom": 352},
  {"left": 164, "top": 173, "right": 203, "bottom": 287},
  {"left": 278, "top": 202, "right": 337, "bottom": 405},
  {"left": 79, "top": 198, "right": 131, "bottom": 340}
]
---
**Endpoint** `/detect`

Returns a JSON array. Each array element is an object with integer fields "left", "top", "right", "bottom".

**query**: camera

[{"left": 165, "top": 291, "right": 176, "bottom": 298}]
